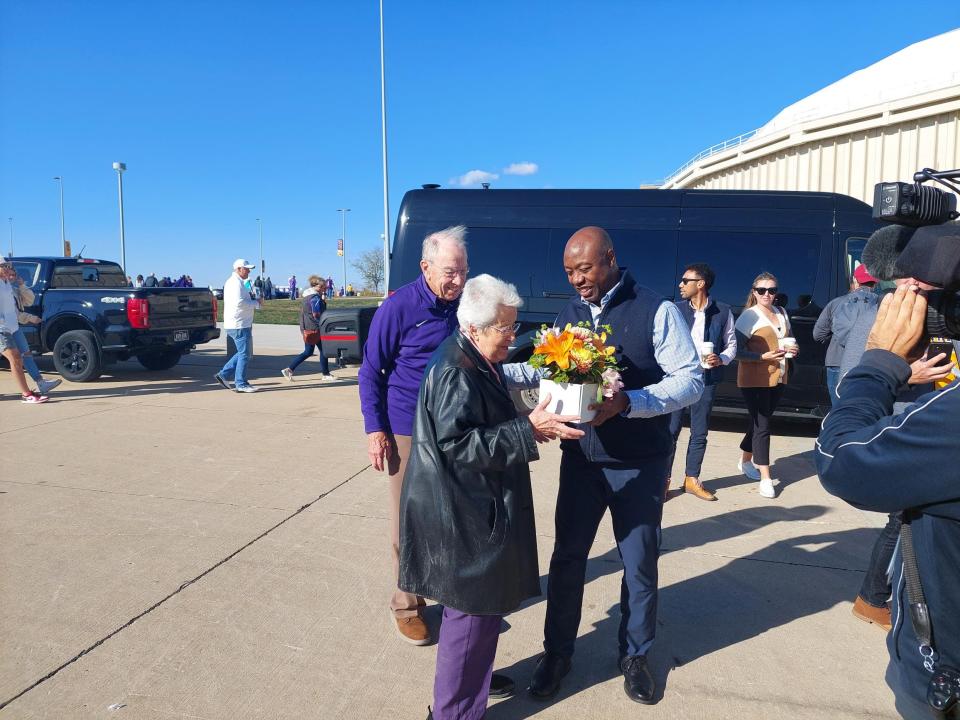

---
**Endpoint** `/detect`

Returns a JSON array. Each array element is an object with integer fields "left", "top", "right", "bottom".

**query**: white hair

[
  {"left": 422, "top": 225, "right": 468, "bottom": 263},
  {"left": 457, "top": 274, "right": 522, "bottom": 331}
]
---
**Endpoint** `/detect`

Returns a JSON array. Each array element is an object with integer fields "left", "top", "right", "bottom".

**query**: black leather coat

[{"left": 398, "top": 332, "right": 541, "bottom": 615}]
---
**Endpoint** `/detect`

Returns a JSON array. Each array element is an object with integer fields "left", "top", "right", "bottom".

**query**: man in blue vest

[
  {"left": 668, "top": 263, "right": 737, "bottom": 501},
  {"left": 529, "top": 227, "right": 702, "bottom": 705}
]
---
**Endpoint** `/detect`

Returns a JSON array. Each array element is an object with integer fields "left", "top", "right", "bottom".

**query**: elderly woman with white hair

[{"left": 399, "top": 274, "right": 583, "bottom": 720}]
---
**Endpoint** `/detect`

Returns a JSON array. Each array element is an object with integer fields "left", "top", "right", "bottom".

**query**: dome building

[{"left": 661, "top": 29, "right": 960, "bottom": 204}]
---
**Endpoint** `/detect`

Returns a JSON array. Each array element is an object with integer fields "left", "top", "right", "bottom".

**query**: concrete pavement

[{"left": 1, "top": 340, "right": 897, "bottom": 719}]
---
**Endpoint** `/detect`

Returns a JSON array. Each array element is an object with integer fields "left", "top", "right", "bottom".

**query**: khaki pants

[{"left": 388, "top": 433, "right": 424, "bottom": 618}]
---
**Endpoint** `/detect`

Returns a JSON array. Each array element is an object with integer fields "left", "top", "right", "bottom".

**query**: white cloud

[
  {"left": 503, "top": 161, "right": 539, "bottom": 176},
  {"left": 449, "top": 169, "right": 499, "bottom": 187}
]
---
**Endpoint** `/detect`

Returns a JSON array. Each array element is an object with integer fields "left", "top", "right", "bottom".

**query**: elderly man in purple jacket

[{"left": 359, "top": 225, "right": 469, "bottom": 646}]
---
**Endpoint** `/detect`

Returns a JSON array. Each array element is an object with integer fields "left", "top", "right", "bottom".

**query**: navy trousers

[
  {"left": 668, "top": 383, "right": 717, "bottom": 479},
  {"left": 544, "top": 449, "right": 667, "bottom": 659}
]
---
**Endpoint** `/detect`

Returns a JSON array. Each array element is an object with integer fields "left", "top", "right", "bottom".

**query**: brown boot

[
  {"left": 852, "top": 596, "right": 891, "bottom": 631},
  {"left": 683, "top": 476, "right": 717, "bottom": 501},
  {"left": 394, "top": 612, "right": 431, "bottom": 645}
]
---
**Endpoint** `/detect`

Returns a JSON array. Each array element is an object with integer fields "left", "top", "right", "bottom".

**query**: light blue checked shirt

[{"left": 503, "top": 280, "right": 703, "bottom": 418}]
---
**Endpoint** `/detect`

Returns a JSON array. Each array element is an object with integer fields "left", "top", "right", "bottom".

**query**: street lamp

[
  {"left": 113, "top": 162, "right": 127, "bottom": 273},
  {"left": 379, "top": 0, "right": 391, "bottom": 292},
  {"left": 7, "top": 217, "right": 12, "bottom": 257},
  {"left": 53, "top": 176, "right": 67, "bottom": 255},
  {"left": 256, "top": 218, "right": 263, "bottom": 278},
  {"left": 338, "top": 208, "right": 350, "bottom": 294}
]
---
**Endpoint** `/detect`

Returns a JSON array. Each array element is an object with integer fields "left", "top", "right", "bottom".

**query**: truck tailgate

[{"left": 146, "top": 290, "right": 216, "bottom": 329}]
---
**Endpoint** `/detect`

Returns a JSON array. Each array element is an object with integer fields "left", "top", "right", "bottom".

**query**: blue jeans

[
  {"left": 826, "top": 366, "right": 840, "bottom": 406},
  {"left": 220, "top": 327, "right": 253, "bottom": 386},
  {"left": 544, "top": 449, "right": 667, "bottom": 659},
  {"left": 11, "top": 328, "right": 43, "bottom": 384},
  {"left": 858, "top": 513, "right": 900, "bottom": 607},
  {"left": 288, "top": 342, "right": 330, "bottom": 375},
  {"left": 668, "top": 383, "right": 717, "bottom": 479}
]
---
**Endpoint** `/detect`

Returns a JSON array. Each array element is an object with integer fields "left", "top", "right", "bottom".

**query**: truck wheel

[
  {"left": 510, "top": 387, "right": 540, "bottom": 415},
  {"left": 137, "top": 350, "right": 183, "bottom": 371},
  {"left": 53, "top": 330, "right": 103, "bottom": 382}
]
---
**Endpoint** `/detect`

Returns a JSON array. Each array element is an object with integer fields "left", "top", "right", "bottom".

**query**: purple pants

[{"left": 432, "top": 607, "right": 501, "bottom": 720}]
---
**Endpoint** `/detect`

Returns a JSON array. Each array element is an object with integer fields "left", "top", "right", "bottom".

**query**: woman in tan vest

[{"left": 734, "top": 272, "right": 799, "bottom": 498}]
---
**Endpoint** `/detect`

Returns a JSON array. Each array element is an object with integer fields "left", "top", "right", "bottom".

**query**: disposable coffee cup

[
  {"left": 778, "top": 337, "right": 798, "bottom": 358},
  {"left": 700, "top": 341, "right": 714, "bottom": 369}
]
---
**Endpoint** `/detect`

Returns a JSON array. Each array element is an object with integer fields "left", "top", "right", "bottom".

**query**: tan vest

[{"left": 737, "top": 311, "right": 789, "bottom": 388}]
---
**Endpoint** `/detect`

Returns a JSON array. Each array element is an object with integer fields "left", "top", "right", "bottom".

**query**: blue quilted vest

[{"left": 675, "top": 297, "right": 732, "bottom": 387}]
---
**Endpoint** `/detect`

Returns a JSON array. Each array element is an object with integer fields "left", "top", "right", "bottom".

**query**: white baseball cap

[{"left": 233, "top": 258, "right": 256, "bottom": 270}]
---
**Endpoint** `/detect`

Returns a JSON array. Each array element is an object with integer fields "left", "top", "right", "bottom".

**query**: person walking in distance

[
  {"left": 215, "top": 259, "right": 261, "bottom": 393},
  {"left": 734, "top": 272, "right": 797, "bottom": 498},
  {"left": 358, "top": 225, "right": 469, "bottom": 647},
  {"left": 282, "top": 275, "right": 335, "bottom": 383},
  {"left": 667, "top": 263, "right": 736, "bottom": 501}
]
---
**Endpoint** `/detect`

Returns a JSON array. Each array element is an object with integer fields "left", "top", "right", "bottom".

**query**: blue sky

[{"left": 1, "top": 1, "right": 956, "bottom": 287}]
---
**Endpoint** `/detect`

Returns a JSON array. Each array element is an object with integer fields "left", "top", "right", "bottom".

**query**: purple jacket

[{"left": 358, "top": 274, "right": 460, "bottom": 436}]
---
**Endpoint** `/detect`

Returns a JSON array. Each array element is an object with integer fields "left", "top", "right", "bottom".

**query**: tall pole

[
  {"left": 53, "top": 176, "right": 66, "bottom": 255},
  {"left": 113, "top": 162, "right": 127, "bottom": 273},
  {"left": 338, "top": 208, "right": 350, "bottom": 294},
  {"left": 379, "top": 0, "right": 391, "bottom": 292},
  {"left": 256, "top": 218, "right": 263, "bottom": 278},
  {"left": 7, "top": 217, "right": 12, "bottom": 257}
]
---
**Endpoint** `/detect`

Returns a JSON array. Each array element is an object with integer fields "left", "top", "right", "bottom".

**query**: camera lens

[{"left": 925, "top": 290, "right": 960, "bottom": 340}]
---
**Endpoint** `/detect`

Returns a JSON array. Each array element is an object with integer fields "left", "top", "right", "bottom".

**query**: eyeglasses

[
  {"left": 488, "top": 322, "right": 521, "bottom": 336},
  {"left": 753, "top": 287, "right": 779, "bottom": 295},
  {"left": 433, "top": 263, "right": 469, "bottom": 280},
  {"left": 679, "top": 277, "right": 700, "bottom": 284}
]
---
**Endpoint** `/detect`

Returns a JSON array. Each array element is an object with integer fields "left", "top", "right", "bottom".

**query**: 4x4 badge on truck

[{"left": 101, "top": 297, "right": 126, "bottom": 304}]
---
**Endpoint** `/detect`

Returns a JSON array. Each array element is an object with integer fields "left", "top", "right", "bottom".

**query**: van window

[
  {"left": 458, "top": 227, "right": 551, "bottom": 299},
  {"left": 678, "top": 231, "right": 821, "bottom": 309},
  {"left": 12, "top": 261, "right": 41, "bottom": 288},
  {"left": 50, "top": 263, "right": 129, "bottom": 288}
]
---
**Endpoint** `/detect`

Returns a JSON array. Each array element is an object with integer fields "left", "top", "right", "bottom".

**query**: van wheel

[
  {"left": 137, "top": 350, "right": 183, "bottom": 371},
  {"left": 53, "top": 330, "right": 102, "bottom": 382},
  {"left": 511, "top": 387, "right": 540, "bottom": 416}
]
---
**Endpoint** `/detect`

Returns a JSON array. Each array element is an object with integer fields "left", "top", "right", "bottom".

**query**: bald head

[{"left": 563, "top": 226, "right": 619, "bottom": 304}]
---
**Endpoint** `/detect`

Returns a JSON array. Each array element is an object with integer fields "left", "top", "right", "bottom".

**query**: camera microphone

[{"left": 861, "top": 224, "right": 917, "bottom": 281}]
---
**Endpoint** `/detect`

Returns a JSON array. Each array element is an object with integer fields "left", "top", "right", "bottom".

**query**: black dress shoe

[
  {"left": 528, "top": 652, "right": 571, "bottom": 700},
  {"left": 621, "top": 654, "right": 656, "bottom": 704},
  {"left": 489, "top": 672, "right": 515, "bottom": 699}
]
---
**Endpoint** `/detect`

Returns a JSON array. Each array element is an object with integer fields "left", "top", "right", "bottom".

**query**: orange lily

[{"left": 534, "top": 330, "right": 580, "bottom": 371}]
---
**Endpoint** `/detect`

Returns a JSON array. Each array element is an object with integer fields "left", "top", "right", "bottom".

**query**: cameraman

[{"left": 816, "top": 226, "right": 960, "bottom": 719}]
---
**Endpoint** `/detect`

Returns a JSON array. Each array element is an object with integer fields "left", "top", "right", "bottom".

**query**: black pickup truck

[{"left": 8, "top": 257, "right": 220, "bottom": 382}]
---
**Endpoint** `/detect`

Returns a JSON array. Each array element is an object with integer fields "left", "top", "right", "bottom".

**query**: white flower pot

[{"left": 539, "top": 378, "right": 599, "bottom": 423}]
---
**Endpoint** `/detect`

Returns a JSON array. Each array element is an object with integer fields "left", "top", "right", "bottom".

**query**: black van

[{"left": 386, "top": 188, "right": 877, "bottom": 419}]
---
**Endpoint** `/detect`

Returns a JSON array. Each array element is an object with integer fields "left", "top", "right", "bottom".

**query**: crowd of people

[{"left": 132, "top": 273, "right": 195, "bottom": 288}]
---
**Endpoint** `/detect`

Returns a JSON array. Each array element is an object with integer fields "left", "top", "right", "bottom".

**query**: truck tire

[
  {"left": 53, "top": 330, "right": 103, "bottom": 382},
  {"left": 137, "top": 350, "right": 183, "bottom": 371}
]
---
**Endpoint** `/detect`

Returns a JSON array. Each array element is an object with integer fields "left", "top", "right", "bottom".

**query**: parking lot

[{"left": 1, "top": 336, "right": 897, "bottom": 719}]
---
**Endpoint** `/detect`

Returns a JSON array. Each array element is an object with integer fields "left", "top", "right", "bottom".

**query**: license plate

[{"left": 174, "top": 330, "right": 189, "bottom": 343}]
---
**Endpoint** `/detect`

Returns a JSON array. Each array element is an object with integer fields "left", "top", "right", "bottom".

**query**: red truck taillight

[
  {"left": 127, "top": 298, "right": 150, "bottom": 329},
  {"left": 211, "top": 295, "right": 218, "bottom": 323}
]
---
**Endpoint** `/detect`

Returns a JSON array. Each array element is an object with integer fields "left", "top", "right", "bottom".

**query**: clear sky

[{"left": 2, "top": 1, "right": 957, "bottom": 288}]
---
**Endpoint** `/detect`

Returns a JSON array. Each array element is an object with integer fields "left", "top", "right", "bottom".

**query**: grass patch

[{"left": 217, "top": 297, "right": 381, "bottom": 325}]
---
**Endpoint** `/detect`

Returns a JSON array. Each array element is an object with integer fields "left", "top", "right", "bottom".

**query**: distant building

[{"left": 662, "top": 29, "right": 960, "bottom": 204}]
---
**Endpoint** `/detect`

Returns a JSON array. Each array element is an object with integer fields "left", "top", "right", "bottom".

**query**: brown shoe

[
  {"left": 394, "top": 613, "right": 431, "bottom": 645},
  {"left": 683, "top": 476, "right": 717, "bottom": 501},
  {"left": 852, "top": 596, "right": 891, "bottom": 631}
]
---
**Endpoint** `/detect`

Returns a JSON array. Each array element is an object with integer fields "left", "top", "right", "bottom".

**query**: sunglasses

[
  {"left": 753, "top": 287, "right": 778, "bottom": 296},
  {"left": 679, "top": 277, "right": 700, "bottom": 284}
]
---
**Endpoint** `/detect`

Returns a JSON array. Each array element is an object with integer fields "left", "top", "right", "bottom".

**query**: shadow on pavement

[{"left": 483, "top": 504, "right": 875, "bottom": 718}]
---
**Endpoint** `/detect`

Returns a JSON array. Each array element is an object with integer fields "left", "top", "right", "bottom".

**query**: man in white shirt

[
  {"left": 668, "top": 263, "right": 737, "bottom": 500},
  {"left": 215, "top": 258, "right": 261, "bottom": 393}
]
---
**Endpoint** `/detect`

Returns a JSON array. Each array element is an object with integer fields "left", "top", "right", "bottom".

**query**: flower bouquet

[{"left": 528, "top": 322, "right": 623, "bottom": 422}]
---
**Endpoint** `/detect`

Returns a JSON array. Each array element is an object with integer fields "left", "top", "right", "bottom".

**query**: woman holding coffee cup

[{"left": 734, "top": 272, "right": 799, "bottom": 498}]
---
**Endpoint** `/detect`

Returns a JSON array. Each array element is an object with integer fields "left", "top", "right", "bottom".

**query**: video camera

[{"left": 871, "top": 167, "right": 960, "bottom": 340}]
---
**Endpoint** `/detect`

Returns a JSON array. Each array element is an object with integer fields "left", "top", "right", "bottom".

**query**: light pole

[
  {"left": 338, "top": 208, "right": 350, "bottom": 294},
  {"left": 379, "top": 0, "right": 391, "bottom": 291},
  {"left": 256, "top": 218, "right": 263, "bottom": 279},
  {"left": 7, "top": 217, "right": 12, "bottom": 257},
  {"left": 113, "top": 162, "right": 127, "bottom": 273},
  {"left": 53, "top": 176, "right": 66, "bottom": 255}
]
